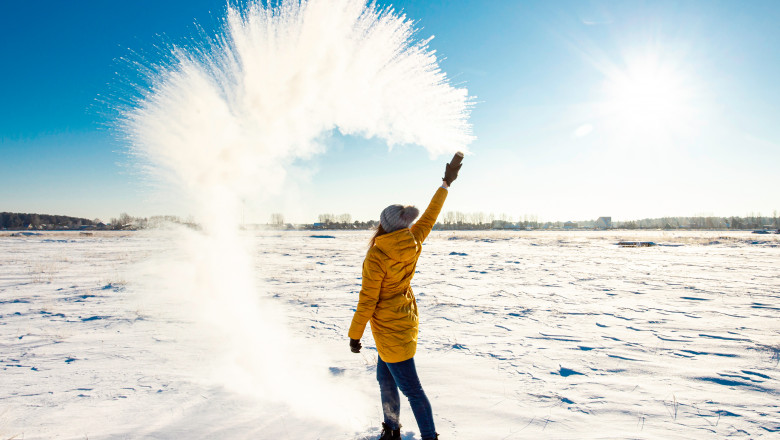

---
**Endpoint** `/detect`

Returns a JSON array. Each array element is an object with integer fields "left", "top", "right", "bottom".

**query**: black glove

[
  {"left": 350, "top": 338, "right": 362, "bottom": 353},
  {"left": 443, "top": 162, "right": 462, "bottom": 186}
]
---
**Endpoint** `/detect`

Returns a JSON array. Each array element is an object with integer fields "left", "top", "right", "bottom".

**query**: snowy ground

[{"left": 1, "top": 230, "right": 779, "bottom": 439}]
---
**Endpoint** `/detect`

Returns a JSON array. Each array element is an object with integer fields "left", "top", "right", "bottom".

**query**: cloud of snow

[{"left": 120, "top": 0, "right": 472, "bottom": 428}]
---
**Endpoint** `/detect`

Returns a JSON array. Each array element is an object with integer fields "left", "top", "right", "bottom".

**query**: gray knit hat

[{"left": 380, "top": 204, "right": 420, "bottom": 233}]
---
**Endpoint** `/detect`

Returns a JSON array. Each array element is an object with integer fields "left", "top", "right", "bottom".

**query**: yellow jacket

[{"left": 348, "top": 187, "right": 448, "bottom": 363}]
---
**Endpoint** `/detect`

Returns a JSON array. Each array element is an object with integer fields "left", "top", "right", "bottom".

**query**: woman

[{"left": 348, "top": 158, "right": 462, "bottom": 440}]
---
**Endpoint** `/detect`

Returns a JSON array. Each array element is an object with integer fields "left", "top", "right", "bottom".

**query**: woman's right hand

[{"left": 350, "top": 338, "right": 362, "bottom": 353}]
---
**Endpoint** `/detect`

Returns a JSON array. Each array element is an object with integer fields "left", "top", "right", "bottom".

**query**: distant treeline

[
  {"left": 442, "top": 214, "right": 779, "bottom": 230},
  {"left": 4, "top": 211, "right": 778, "bottom": 231},
  {"left": 107, "top": 213, "right": 198, "bottom": 230},
  {"left": 1, "top": 212, "right": 196, "bottom": 231},
  {"left": 1, "top": 212, "right": 98, "bottom": 230},
  {"left": 613, "top": 215, "right": 779, "bottom": 230},
  {"left": 302, "top": 212, "right": 779, "bottom": 231}
]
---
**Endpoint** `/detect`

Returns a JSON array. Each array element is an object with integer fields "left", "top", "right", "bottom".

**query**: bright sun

[{"left": 600, "top": 52, "right": 697, "bottom": 139}]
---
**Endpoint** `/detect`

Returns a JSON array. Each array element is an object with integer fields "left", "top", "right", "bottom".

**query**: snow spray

[{"left": 120, "top": 0, "right": 472, "bottom": 428}]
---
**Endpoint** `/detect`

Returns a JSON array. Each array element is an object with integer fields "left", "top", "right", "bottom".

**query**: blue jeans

[{"left": 377, "top": 356, "right": 437, "bottom": 439}]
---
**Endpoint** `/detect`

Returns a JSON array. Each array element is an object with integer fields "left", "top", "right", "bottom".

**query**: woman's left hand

[
  {"left": 443, "top": 161, "right": 461, "bottom": 186},
  {"left": 349, "top": 338, "right": 362, "bottom": 353}
]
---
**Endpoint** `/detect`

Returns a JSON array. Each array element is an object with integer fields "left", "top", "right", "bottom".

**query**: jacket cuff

[{"left": 348, "top": 320, "right": 366, "bottom": 340}]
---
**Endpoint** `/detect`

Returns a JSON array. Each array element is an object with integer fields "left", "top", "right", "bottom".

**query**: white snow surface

[{"left": 1, "top": 230, "right": 779, "bottom": 439}]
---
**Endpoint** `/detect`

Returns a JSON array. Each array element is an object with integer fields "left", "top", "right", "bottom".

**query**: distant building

[
  {"left": 491, "top": 220, "right": 516, "bottom": 229},
  {"left": 564, "top": 221, "right": 577, "bottom": 229},
  {"left": 596, "top": 217, "right": 612, "bottom": 229}
]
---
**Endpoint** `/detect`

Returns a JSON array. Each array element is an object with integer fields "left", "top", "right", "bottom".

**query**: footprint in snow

[{"left": 328, "top": 367, "right": 345, "bottom": 376}]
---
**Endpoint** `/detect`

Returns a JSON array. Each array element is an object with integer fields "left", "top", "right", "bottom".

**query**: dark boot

[
  {"left": 378, "top": 422, "right": 401, "bottom": 440},
  {"left": 422, "top": 435, "right": 439, "bottom": 440}
]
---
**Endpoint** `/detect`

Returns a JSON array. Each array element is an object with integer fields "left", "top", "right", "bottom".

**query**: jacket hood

[{"left": 374, "top": 229, "right": 420, "bottom": 262}]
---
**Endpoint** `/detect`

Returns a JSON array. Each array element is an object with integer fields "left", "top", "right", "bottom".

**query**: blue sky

[{"left": 1, "top": 0, "right": 778, "bottom": 223}]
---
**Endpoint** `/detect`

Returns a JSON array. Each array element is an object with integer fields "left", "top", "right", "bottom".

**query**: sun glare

[{"left": 600, "top": 51, "right": 697, "bottom": 140}]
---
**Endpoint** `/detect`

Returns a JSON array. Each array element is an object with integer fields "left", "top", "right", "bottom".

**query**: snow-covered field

[{"left": 2, "top": 230, "right": 779, "bottom": 439}]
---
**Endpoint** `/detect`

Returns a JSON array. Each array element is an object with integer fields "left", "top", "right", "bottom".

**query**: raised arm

[
  {"left": 410, "top": 153, "right": 463, "bottom": 243},
  {"left": 411, "top": 186, "right": 448, "bottom": 244}
]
